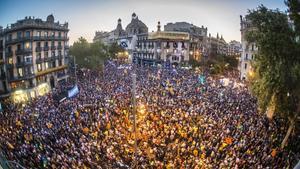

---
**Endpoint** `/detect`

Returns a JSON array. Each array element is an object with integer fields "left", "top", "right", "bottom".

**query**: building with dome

[
  {"left": 93, "top": 18, "right": 126, "bottom": 45},
  {"left": 0, "top": 14, "right": 70, "bottom": 102},
  {"left": 125, "top": 13, "right": 148, "bottom": 36}
]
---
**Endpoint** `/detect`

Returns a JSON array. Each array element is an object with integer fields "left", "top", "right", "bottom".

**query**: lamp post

[{"left": 131, "top": 73, "right": 138, "bottom": 168}]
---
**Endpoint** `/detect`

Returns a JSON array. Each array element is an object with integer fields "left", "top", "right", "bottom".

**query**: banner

[{"left": 68, "top": 85, "right": 79, "bottom": 98}]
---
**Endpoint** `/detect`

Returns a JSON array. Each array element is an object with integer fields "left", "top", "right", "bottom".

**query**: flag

[
  {"left": 271, "top": 149, "right": 277, "bottom": 157},
  {"left": 224, "top": 137, "right": 233, "bottom": 145}
]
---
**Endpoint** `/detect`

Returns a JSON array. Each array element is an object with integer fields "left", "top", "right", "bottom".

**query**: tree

[
  {"left": 245, "top": 5, "right": 300, "bottom": 148},
  {"left": 108, "top": 42, "right": 124, "bottom": 59},
  {"left": 70, "top": 37, "right": 108, "bottom": 70}
]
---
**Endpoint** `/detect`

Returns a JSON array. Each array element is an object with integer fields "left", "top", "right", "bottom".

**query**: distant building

[
  {"left": 207, "top": 33, "right": 227, "bottom": 56},
  {"left": 93, "top": 18, "right": 126, "bottom": 45},
  {"left": 134, "top": 22, "right": 190, "bottom": 66},
  {"left": 240, "top": 15, "right": 257, "bottom": 80},
  {"left": 164, "top": 22, "right": 208, "bottom": 60},
  {"left": 227, "top": 40, "right": 242, "bottom": 56},
  {"left": 0, "top": 15, "right": 70, "bottom": 102}
]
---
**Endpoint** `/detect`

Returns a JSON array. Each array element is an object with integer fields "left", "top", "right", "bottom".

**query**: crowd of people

[{"left": 0, "top": 61, "right": 299, "bottom": 168}]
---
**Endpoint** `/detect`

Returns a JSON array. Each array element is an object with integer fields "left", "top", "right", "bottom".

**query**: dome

[
  {"left": 125, "top": 13, "right": 148, "bottom": 35},
  {"left": 47, "top": 14, "right": 54, "bottom": 23}
]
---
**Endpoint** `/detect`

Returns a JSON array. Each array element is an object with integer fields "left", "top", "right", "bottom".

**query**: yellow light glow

[{"left": 25, "top": 42, "right": 30, "bottom": 49}]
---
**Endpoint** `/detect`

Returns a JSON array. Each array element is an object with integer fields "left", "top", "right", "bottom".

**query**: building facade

[
  {"left": 227, "top": 40, "right": 242, "bottom": 56},
  {"left": 134, "top": 22, "right": 190, "bottom": 66},
  {"left": 207, "top": 33, "right": 227, "bottom": 56},
  {"left": 0, "top": 14, "right": 69, "bottom": 102},
  {"left": 164, "top": 22, "right": 208, "bottom": 60},
  {"left": 240, "top": 15, "right": 257, "bottom": 80}
]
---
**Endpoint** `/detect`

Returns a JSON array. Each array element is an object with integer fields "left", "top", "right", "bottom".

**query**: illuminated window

[
  {"left": 8, "top": 58, "right": 13, "bottom": 64},
  {"left": 45, "top": 32, "right": 48, "bottom": 37},
  {"left": 37, "top": 64, "right": 42, "bottom": 71},
  {"left": 45, "top": 62, "right": 48, "bottom": 69},
  {"left": 18, "top": 68, "right": 23, "bottom": 77},
  {"left": 25, "top": 42, "right": 31, "bottom": 49},
  {"left": 37, "top": 31, "right": 41, "bottom": 37}
]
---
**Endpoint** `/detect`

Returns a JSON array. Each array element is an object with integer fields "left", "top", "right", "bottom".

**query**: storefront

[{"left": 11, "top": 83, "right": 51, "bottom": 103}]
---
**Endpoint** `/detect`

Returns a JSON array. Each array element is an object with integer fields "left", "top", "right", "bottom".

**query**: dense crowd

[{"left": 0, "top": 61, "right": 299, "bottom": 168}]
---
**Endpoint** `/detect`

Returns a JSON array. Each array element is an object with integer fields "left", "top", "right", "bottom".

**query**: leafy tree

[
  {"left": 108, "top": 42, "right": 124, "bottom": 59},
  {"left": 245, "top": 5, "right": 300, "bottom": 148},
  {"left": 70, "top": 37, "right": 108, "bottom": 70}
]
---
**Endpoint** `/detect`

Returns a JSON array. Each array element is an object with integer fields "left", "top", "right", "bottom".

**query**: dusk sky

[{"left": 0, "top": 0, "right": 287, "bottom": 44}]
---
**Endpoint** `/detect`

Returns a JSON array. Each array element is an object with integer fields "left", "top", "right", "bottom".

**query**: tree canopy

[
  {"left": 70, "top": 38, "right": 124, "bottom": 70},
  {"left": 245, "top": 5, "right": 300, "bottom": 147}
]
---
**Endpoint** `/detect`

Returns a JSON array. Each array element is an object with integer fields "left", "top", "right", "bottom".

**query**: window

[
  {"left": 8, "top": 58, "right": 13, "bottom": 64},
  {"left": 58, "top": 50, "right": 62, "bottom": 56},
  {"left": 25, "top": 42, "right": 31, "bottom": 49},
  {"left": 251, "top": 44, "right": 254, "bottom": 51},
  {"left": 18, "top": 68, "right": 23, "bottom": 77},
  {"left": 51, "top": 51, "right": 55, "bottom": 57},
  {"left": 45, "top": 51, "right": 49, "bottom": 58},
  {"left": 37, "top": 52, "right": 41, "bottom": 59},
  {"left": 52, "top": 61, "right": 56, "bottom": 68},
  {"left": 7, "top": 34, "right": 12, "bottom": 41},
  {"left": 24, "top": 55, "right": 32, "bottom": 63},
  {"left": 58, "top": 41, "right": 61, "bottom": 46},
  {"left": 37, "top": 31, "right": 41, "bottom": 37},
  {"left": 244, "top": 63, "right": 247, "bottom": 69},
  {"left": 59, "top": 59, "right": 62, "bottom": 66},
  {"left": 51, "top": 32, "right": 55, "bottom": 37},
  {"left": 17, "top": 44, "right": 21, "bottom": 50},
  {"left": 25, "top": 31, "right": 30, "bottom": 38},
  {"left": 58, "top": 32, "right": 61, "bottom": 37},
  {"left": 17, "top": 32, "right": 22, "bottom": 39},
  {"left": 245, "top": 53, "right": 248, "bottom": 60},
  {"left": 37, "top": 42, "right": 41, "bottom": 47},
  {"left": 37, "top": 64, "right": 42, "bottom": 72},
  {"left": 51, "top": 41, "right": 55, "bottom": 46},
  {"left": 45, "top": 42, "right": 48, "bottom": 47},
  {"left": 45, "top": 62, "right": 49, "bottom": 69},
  {"left": 45, "top": 32, "right": 48, "bottom": 37}
]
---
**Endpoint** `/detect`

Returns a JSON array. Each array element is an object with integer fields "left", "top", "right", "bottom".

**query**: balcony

[
  {"left": 6, "top": 64, "right": 13, "bottom": 69},
  {"left": 5, "top": 37, "right": 32, "bottom": 45},
  {"left": 16, "top": 61, "right": 33, "bottom": 67},
  {"left": 15, "top": 49, "right": 32, "bottom": 55},
  {"left": 64, "top": 45, "right": 70, "bottom": 49},
  {"left": 36, "top": 58, "right": 44, "bottom": 63},
  {"left": 35, "top": 47, "right": 43, "bottom": 52},
  {"left": 57, "top": 45, "right": 63, "bottom": 50},
  {"left": 50, "top": 46, "right": 56, "bottom": 50},
  {"left": 43, "top": 46, "right": 49, "bottom": 51},
  {"left": 5, "top": 51, "right": 13, "bottom": 57},
  {"left": 44, "top": 57, "right": 52, "bottom": 62},
  {"left": 9, "top": 73, "right": 35, "bottom": 82}
]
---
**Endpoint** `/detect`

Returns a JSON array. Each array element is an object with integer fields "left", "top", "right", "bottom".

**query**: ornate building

[
  {"left": 240, "top": 15, "right": 257, "bottom": 80},
  {"left": 0, "top": 14, "right": 69, "bottom": 102},
  {"left": 125, "top": 13, "right": 148, "bottom": 36},
  {"left": 93, "top": 18, "right": 126, "bottom": 45},
  {"left": 134, "top": 22, "right": 190, "bottom": 66},
  {"left": 207, "top": 33, "right": 227, "bottom": 56},
  {"left": 227, "top": 40, "right": 242, "bottom": 56},
  {"left": 164, "top": 22, "right": 208, "bottom": 60}
]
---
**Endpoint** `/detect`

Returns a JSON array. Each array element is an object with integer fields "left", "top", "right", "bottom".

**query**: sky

[{"left": 0, "top": 0, "right": 287, "bottom": 44}]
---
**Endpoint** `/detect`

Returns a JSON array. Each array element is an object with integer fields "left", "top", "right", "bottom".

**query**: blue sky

[{"left": 0, "top": 0, "right": 287, "bottom": 44}]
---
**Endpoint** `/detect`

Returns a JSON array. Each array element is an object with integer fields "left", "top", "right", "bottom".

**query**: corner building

[{"left": 0, "top": 15, "right": 69, "bottom": 102}]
